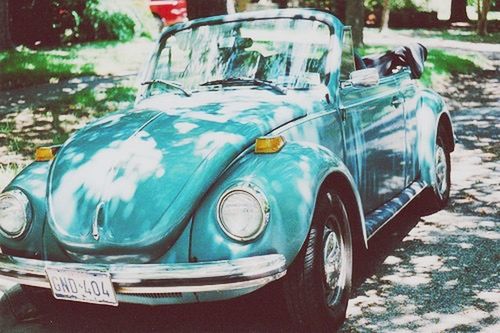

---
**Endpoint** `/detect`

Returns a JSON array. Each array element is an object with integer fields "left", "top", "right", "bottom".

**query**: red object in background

[{"left": 149, "top": 0, "right": 188, "bottom": 26}]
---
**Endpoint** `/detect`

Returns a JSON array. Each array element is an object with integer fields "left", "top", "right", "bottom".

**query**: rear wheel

[
  {"left": 418, "top": 132, "right": 451, "bottom": 215},
  {"left": 282, "top": 189, "right": 353, "bottom": 332},
  {"left": 433, "top": 136, "right": 451, "bottom": 206}
]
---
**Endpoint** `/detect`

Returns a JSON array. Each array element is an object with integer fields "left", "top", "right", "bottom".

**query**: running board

[{"left": 365, "top": 181, "right": 426, "bottom": 239}]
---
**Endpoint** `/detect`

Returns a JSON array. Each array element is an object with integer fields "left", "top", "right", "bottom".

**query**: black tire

[
  {"left": 1, "top": 285, "right": 50, "bottom": 323},
  {"left": 282, "top": 189, "right": 353, "bottom": 332},
  {"left": 418, "top": 132, "right": 451, "bottom": 215}
]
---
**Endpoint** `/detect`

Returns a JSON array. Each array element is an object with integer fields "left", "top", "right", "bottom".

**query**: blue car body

[{"left": 0, "top": 8, "right": 453, "bottom": 314}]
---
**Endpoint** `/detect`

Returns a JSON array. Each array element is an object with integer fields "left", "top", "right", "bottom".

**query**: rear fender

[{"left": 417, "top": 89, "right": 454, "bottom": 187}]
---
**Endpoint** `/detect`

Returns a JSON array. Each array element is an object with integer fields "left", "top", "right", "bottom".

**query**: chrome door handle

[{"left": 391, "top": 96, "right": 402, "bottom": 108}]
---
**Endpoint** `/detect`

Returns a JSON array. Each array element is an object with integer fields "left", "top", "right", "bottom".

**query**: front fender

[
  {"left": 190, "top": 141, "right": 362, "bottom": 265},
  {"left": 1, "top": 162, "right": 50, "bottom": 257},
  {"left": 417, "top": 89, "right": 454, "bottom": 187}
]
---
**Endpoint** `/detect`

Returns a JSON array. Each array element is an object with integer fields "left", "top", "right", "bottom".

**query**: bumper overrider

[{"left": 0, "top": 253, "right": 286, "bottom": 295}]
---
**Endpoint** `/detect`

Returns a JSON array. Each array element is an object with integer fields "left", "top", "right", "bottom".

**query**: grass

[
  {"left": 45, "top": 85, "right": 136, "bottom": 119},
  {"left": 0, "top": 82, "right": 137, "bottom": 178},
  {"left": 0, "top": 47, "right": 95, "bottom": 90},
  {"left": 420, "top": 49, "right": 480, "bottom": 87},
  {"left": 365, "top": 27, "right": 500, "bottom": 44},
  {"left": 410, "top": 29, "right": 500, "bottom": 44},
  {"left": 359, "top": 46, "right": 482, "bottom": 88},
  {"left": 0, "top": 38, "right": 153, "bottom": 90},
  {"left": 7, "top": 137, "right": 32, "bottom": 154},
  {"left": 0, "top": 121, "right": 14, "bottom": 135}
]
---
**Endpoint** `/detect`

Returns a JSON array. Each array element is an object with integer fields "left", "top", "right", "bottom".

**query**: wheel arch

[
  {"left": 318, "top": 172, "right": 368, "bottom": 253},
  {"left": 437, "top": 112, "right": 455, "bottom": 153},
  {"left": 190, "top": 141, "right": 368, "bottom": 266}
]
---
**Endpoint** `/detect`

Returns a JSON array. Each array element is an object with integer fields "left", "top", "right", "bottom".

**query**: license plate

[{"left": 46, "top": 267, "right": 118, "bottom": 306}]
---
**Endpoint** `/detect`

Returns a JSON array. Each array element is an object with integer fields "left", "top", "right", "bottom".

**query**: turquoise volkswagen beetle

[{"left": 0, "top": 9, "right": 453, "bottom": 331}]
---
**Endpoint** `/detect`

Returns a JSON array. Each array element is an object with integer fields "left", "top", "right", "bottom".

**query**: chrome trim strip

[
  {"left": 0, "top": 254, "right": 286, "bottom": 294},
  {"left": 118, "top": 272, "right": 287, "bottom": 294},
  {"left": 366, "top": 181, "right": 426, "bottom": 240}
]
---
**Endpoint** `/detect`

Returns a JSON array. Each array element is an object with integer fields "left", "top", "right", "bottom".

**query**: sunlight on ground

[
  {"left": 343, "top": 108, "right": 499, "bottom": 332},
  {"left": 76, "top": 39, "right": 154, "bottom": 77},
  {"left": 0, "top": 77, "right": 137, "bottom": 176}
]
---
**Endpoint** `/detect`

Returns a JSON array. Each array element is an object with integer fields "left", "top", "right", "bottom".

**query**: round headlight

[
  {"left": 217, "top": 185, "right": 269, "bottom": 242},
  {"left": 0, "top": 190, "right": 32, "bottom": 238}
]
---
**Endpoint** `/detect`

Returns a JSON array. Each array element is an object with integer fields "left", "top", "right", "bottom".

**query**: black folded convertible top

[{"left": 362, "top": 43, "right": 428, "bottom": 79}]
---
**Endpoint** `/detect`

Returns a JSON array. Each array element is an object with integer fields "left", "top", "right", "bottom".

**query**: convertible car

[{"left": 0, "top": 9, "right": 453, "bottom": 331}]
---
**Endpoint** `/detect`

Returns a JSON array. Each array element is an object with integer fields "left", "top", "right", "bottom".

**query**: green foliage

[
  {"left": 365, "top": 0, "right": 421, "bottom": 10},
  {"left": 10, "top": 0, "right": 155, "bottom": 47},
  {"left": 421, "top": 49, "right": 479, "bottom": 87},
  {"left": 399, "top": 28, "right": 500, "bottom": 44},
  {"left": 52, "top": 132, "right": 70, "bottom": 146},
  {"left": 0, "top": 122, "right": 15, "bottom": 135},
  {"left": 467, "top": 0, "right": 497, "bottom": 6},
  {"left": 298, "top": 0, "right": 336, "bottom": 9},
  {"left": 44, "top": 85, "right": 136, "bottom": 143},
  {"left": 105, "top": 86, "right": 137, "bottom": 103},
  {"left": 7, "top": 138, "right": 32, "bottom": 154},
  {"left": 82, "top": 0, "right": 136, "bottom": 42},
  {"left": 46, "top": 85, "right": 137, "bottom": 120}
]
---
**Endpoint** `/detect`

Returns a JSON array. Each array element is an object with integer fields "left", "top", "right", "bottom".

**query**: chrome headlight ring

[
  {"left": 0, "top": 189, "right": 32, "bottom": 239},
  {"left": 217, "top": 184, "right": 270, "bottom": 242}
]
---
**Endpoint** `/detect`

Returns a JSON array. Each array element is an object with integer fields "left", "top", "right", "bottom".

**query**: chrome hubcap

[
  {"left": 435, "top": 146, "right": 448, "bottom": 198},
  {"left": 323, "top": 218, "right": 346, "bottom": 307}
]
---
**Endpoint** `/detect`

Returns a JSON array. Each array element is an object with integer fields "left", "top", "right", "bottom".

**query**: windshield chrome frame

[{"left": 137, "top": 9, "right": 343, "bottom": 103}]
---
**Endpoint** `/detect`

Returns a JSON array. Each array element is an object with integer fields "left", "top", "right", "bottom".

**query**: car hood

[{"left": 47, "top": 90, "right": 307, "bottom": 261}]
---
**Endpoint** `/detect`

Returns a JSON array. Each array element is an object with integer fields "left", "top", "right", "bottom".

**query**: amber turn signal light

[
  {"left": 255, "top": 136, "right": 286, "bottom": 154},
  {"left": 35, "top": 146, "right": 60, "bottom": 162}
]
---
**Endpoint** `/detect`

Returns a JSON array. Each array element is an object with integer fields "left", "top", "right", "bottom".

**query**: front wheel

[{"left": 282, "top": 189, "right": 353, "bottom": 332}]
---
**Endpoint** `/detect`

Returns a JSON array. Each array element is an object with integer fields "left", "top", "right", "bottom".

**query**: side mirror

[{"left": 349, "top": 68, "right": 380, "bottom": 87}]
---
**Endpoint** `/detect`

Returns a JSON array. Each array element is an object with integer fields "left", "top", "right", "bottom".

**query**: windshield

[{"left": 148, "top": 18, "right": 332, "bottom": 94}]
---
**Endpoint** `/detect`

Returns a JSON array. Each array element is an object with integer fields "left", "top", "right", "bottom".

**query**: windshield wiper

[
  {"left": 200, "top": 77, "right": 287, "bottom": 95},
  {"left": 141, "top": 79, "right": 192, "bottom": 97}
]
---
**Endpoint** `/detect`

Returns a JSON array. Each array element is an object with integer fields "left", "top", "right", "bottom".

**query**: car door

[
  {"left": 399, "top": 72, "right": 419, "bottom": 186},
  {"left": 338, "top": 29, "right": 406, "bottom": 213}
]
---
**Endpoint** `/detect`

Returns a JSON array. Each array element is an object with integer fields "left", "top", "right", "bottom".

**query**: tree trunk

[
  {"left": 477, "top": 0, "right": 482, "bottom": 22},
  {"left": 449, "top": 0, "right": 469, "bottom": 23},
  {"left": 187, "top": 0, "right": 235, "bottom": 20},
  {"left": 345, "top": 0, "right": 364, "bottom": 47},
  {"left": 379, "top": 0, "right": 390, "bottom": 31},
  {"left": 332, "top": 0, "right": 346, "bottom": 22},
  {"left": 477, "top": 0, "right": 491, "bottom": 36},
  {"left": 0, "top": 0, "right": 12, "bottom": 50}
]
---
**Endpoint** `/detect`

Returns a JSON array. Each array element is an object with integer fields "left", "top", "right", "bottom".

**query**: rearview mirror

[{"left": 349, "top": 68, "right": 379, "bottom": 87}]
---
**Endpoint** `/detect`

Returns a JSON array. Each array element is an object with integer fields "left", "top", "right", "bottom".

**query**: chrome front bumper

[{"left": 0, "top": 254, "right": 286, "bottom": 294}]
